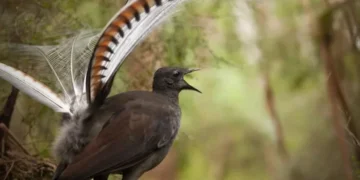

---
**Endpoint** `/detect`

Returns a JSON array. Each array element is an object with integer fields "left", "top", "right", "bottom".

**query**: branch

[
  {"left": 319, "top": 0, "right": 360, "bottom": 157},
  {"left": 0, "top": 86, "right": 19, "bottom": 148},
  {"left": 320, "top": 36, "right": 353, "bottom": 180},
  {"left": 264, "top": 74, "right": 288, "bottom": 160},
  {"left": 0, "top": 86, "right": 19, "bottom": 127},
  {"left": 0, "top": 123, "right": 30, "bottom": 155}
]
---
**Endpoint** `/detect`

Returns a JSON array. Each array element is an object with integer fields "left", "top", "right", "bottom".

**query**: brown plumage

[{"left": 57, "top": 67, "right": 200, "bottom": 180}]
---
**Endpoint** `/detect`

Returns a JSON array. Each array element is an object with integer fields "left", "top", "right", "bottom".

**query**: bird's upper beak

[{"left": 182, "top": 68, "right": 201, "bottom": 93}]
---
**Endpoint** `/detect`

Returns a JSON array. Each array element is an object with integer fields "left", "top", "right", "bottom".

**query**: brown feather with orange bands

[
  {"left": 98, "top": 40, "right": 112, "bottom": 48},
  {"left": 91, "top": 46, "right": 111, "bottom": 82},
  {"left": 92, "top": 66, "right": 107, "bottom": 72},
  {"left": 131, "top": 1, "right": 147, "bottom": 12},
  {"left": 98, "top": 36, "right": 118, "bottom": 47},
  {"left": 93, "top": 47, "right": 109, "bottom": 58},
  {"left": 103, "top": 26, "right": 119, "bottom": 37},
  {"left": 89, "top": 0, "right": 164, "bottom": 100},
  {"left": 121, "top": 6, "right": 137, "bottom": 23}
]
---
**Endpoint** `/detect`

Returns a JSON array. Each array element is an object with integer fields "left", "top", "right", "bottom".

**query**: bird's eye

[{"left": 173, "top": 71, "right": 180, "bottom": 77}]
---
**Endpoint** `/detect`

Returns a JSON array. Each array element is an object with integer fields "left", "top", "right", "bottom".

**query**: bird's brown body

[
  {"left": 59, "top": 91, "right": 180, "bottom": 180},
  {"left": 56, "top": 67, "right": 200, "bottom": 180}
]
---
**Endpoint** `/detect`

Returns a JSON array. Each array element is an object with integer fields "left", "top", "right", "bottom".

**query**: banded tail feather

[{"left": 86, "top": 0, "right": 187, "bottom": 103}]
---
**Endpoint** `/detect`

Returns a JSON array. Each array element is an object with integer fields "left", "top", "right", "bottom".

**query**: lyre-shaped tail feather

[
  {"left": 0, "top": 63, "right": 71, "bottom": 113},
  {"left": 86, "top": 0, "right": 187, "bottom": 103}
]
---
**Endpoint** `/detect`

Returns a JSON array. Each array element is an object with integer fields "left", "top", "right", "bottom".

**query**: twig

[
  {"left": 0, "top": 86, "right": 19, "bottom": 128},
  {"left": 4, "top": 161, "right": 14, "bottom": 180},
  {"left": 0, "top": 86, "right": 19, "bottom": 151},
  {"left": 1, "top": 133, "right": 4, "bottom": 157},
  {"left": 0, "top": 123, "right": 30, "bottom": 155},
  {"left": 264, "top": 73, "right": 289, "bottom": 160}
]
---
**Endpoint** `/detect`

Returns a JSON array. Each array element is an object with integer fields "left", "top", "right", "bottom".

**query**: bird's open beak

[
  {"left": 185, "top": 68, "right": 201, "bottom": 74},
  {"left": 182, "top": 68, "right": 201, "bottom": 93}
]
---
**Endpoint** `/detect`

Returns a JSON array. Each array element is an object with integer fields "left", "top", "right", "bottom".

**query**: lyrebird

[{"left": 0, "top": 0, "right": 196, "bottom": 179}]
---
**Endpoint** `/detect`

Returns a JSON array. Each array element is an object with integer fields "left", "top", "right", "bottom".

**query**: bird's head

[{"left": 152, "top": 67, "right": 201, "bottom": 93}]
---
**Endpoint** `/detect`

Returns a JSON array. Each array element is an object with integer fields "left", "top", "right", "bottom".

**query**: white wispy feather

[
  {"left": 70, "top": 32, "right": 82, "bottom": 96},
  {"left": 35, "top": 46, "right": 71, "bottom": 99},
  {"left": 3, "top": 30, "right": 100, "bottom": 112}
]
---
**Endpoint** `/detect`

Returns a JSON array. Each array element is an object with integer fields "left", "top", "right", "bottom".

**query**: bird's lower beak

[
  {"left": 184, "top": 68, "right": 201, "bottom": 75},
  {"left": 182, "top": 68, "right": 201, "bottom": 93}
]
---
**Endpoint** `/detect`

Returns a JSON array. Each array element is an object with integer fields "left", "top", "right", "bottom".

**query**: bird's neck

[{"left": 153, "top": 89, "right": 180, "bottom": 104}]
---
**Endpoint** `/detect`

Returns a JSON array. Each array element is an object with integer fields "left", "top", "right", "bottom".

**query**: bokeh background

[{"left": 1, "top": 0, "right": 360, "bottom": 179}]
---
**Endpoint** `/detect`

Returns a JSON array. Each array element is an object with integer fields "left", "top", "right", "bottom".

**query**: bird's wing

[
  {"left": 59, "top": 97, "right": 175, "bottom": 179},
  {"left": 86, "top": 0, "right": 187, "bottom": 104}
]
